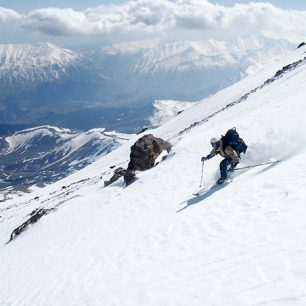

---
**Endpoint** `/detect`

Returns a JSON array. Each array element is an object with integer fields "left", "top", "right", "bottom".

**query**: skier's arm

[{"left": 202, "top": 148, "right": 218, "bottom": 161}]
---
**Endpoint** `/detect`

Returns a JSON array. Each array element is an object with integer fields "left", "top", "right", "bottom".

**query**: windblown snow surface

[
  {"left": 149, "top": 99, "right": 194, "bottom": 126},
  {"left": 1, "top": 46, "right": 306, "bottom": 306}
]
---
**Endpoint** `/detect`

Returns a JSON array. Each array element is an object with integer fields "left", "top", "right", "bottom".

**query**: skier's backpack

[{"left": 221, "top": 127, "right": 247, "bottom": 155}]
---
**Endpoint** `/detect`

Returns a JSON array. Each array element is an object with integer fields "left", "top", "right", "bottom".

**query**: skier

[{"left": 201, "top": 137, "right": 240, "bottom": 184}]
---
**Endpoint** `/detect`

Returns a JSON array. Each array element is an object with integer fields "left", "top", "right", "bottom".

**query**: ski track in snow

[{"left": 1, "top": 48, "right": 306, "bottom": 306}]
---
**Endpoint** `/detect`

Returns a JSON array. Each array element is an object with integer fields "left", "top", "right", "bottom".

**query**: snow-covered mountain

[
  {"left": 92, "top": 36, "right": 290, "bottom": 74},
  {"left": 0, "top": 126, "right": 131, "bottom": 196},
  {"left": 0, "top": 42, "right": 111, "bottom": 133},
  {"left": 0, "top": 36, "right": 294, "bottom": 133},
  {"left": 0, "top": 43, "right": 78, "bottom": 89},
  {"left": 1, "top": 42, "right": 306, "bottom": 305},
  {"left": 87, "top": 35, "right": 293, "bottom": 100}
]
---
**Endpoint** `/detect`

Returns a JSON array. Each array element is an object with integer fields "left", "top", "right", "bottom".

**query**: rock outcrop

[
  {"left": 127, "top": 134, "right": 172, "bottom": 171},
  {"left": 104, "top": 134, "right": 172, "bottom": 186}
]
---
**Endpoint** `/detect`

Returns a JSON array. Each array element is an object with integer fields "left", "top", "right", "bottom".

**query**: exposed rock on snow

[
  {"left": 104, "top": 167, "right": 126, "bottom": 187},
  {"left": 9, "top": 208, "right": 55, "bottom": 243},
  {"left": 105, "top": 134, "right": 172, "bottom": 186},
  {"left": 128, "top": 134, "right": 172, "bottom": 171}
]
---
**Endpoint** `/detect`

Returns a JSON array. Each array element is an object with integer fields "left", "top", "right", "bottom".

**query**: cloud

[
  {"left": 0, "top": 7, "right": 21, "bottom": 23},
  {"left": 1, "top": 1, "right": 306, "bottom": 43},
  {"left": 22, "top": 8, "right": 92, "bottom": 36}
]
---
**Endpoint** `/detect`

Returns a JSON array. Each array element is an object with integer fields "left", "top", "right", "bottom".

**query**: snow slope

[{"left": 1, "top": 46, "right": 306, "bottom": 306}]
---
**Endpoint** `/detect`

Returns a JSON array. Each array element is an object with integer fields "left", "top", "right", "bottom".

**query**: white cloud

[
  {"left": 0, "top": 7, "right": 21, "bottom": 23},
  {"left": 22, "top": 8, "right": 92, "bottom": 36},
  {"left": 1, "top": 1, "right": 306, "bottom": 43}
]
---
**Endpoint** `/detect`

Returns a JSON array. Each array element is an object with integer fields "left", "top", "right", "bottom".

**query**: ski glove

[{"left": 201, "top": 155, "right": 210, "bottom": 162}]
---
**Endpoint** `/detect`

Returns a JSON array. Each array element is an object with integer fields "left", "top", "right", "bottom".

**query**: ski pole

[
  {"left": 234, "top": 160, "right": 280, "bottom": 171},
  {"left": 199, "top": 161, "right": 205, "bottom": 187}
]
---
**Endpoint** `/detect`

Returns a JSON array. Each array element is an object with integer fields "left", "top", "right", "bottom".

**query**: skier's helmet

[{"left": 210, "top": 137, "right": 219, "bottom": 147}]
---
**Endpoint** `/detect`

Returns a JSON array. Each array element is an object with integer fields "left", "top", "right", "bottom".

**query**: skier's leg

[{"left": 220, "top": 158, "right": 232, "bottom": 180}]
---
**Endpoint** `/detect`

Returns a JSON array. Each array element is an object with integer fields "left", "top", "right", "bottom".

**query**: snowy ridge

[
  {"left": 0, "top": 43, "right": 77, "bottom": 69},
  {"left": 0, "top": 43, "right": 79, "bottom": 88},
  {"left": 1, "top": 46, "right": 306, "bottom": 305},
  {"left": 0, "top": 36, "right": 294, "bottom": 132},
  {"left": 90, "top": 35, "right": 293, "bottom": 74},
  {"left": 0, "top": 126, "right": 131, "bottom": 195}
]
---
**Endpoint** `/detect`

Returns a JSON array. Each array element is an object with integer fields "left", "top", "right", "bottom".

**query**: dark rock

[
  {"left": 8, "top": 208, "right": 55, "bottom": 242},
  {"left": 297, "top": 42, "right": 306, "bottom": 49},
  {"left": 104, "top": 167, "right": 126, "bottom": 187},
  {"left": 127, "top": 134, "right": 172, "bottom": 172},
  {"left": 124, "top": 169, "right": 137, "bottom": 186},
  {"left": 104, "top": 134, "right": 172, "bottom": 187}
]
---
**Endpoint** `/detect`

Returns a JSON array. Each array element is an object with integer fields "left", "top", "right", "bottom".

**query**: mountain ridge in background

[
  {"left": 0, "top": 125, "right": 131, "bottom": 197},
  {"left": 0, "top": 35, "right": 294, "bottom": 134}
]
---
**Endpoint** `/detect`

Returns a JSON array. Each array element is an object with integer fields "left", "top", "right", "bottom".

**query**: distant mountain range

[
  {"left": 0, "top": 126, "right": 131, "bottom": 195},
  {"left": 0, "top": 35, "right": 294, "bottom": 134}
]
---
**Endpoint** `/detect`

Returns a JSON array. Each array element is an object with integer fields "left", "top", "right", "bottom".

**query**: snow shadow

[{"left": 177, "top": 184, "right": 227, "bottom": 213}]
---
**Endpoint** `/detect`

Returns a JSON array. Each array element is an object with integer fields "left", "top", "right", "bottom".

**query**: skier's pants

[{"left": 220, "top": 158, "right": 232, "bottom": 180}]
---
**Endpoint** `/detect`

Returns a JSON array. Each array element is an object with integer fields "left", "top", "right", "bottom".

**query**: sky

[
  {"left": 1, "top": 0, "right": 306, "bottom": 47},
  {"left": 212, "top": 0, "right": 306, "bottom": 10},
  {"left": 0, "top": 0, "right": 125, "bottom": 12},
  {"left": 1, "top": 0, "right": 306, "bottom": 11}
]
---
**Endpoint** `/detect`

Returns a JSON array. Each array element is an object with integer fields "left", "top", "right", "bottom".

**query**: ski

[
  {"left": 193, "top": 178, "right": 232, "bottom": 197},
  {"left": 193, "top": 183, "right": 216, "bottom": 196}
]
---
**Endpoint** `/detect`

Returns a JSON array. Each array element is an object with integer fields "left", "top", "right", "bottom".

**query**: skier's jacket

[{"left": 207, "top": 140, "right": 239, "bottom": 162}]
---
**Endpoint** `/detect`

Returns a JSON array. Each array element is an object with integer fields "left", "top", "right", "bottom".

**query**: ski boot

[{"left": 217, "top": 178, "right": 225, "bottom": 185}]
